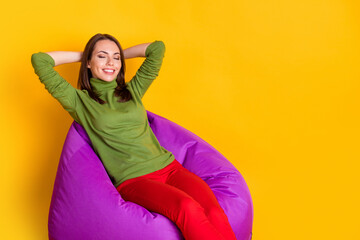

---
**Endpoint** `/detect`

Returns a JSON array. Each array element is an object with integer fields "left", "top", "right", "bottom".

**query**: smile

[{"left": 103, "top": 69, "right": 115, "bottom": 74}]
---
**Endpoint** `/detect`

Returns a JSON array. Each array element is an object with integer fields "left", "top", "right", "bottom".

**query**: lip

[{"left": 102, "top": 68, "right": 115, "bottom": 75}]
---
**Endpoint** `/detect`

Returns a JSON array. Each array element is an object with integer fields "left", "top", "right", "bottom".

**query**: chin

[{"left": 100, "top": 75, "right": 116, "bottom": 82}]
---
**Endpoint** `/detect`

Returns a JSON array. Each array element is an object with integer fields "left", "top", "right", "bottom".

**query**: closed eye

[{"left": 98, "top": 56, "right": 120, "bottom": 60}]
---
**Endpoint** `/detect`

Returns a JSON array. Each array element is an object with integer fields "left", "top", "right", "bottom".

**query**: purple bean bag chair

[{"left": 48, "top": 111, "right": 253, "bottom": 240}]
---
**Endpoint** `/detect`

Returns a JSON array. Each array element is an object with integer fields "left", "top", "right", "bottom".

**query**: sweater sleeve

[
  {"left": 128, "top": 40, "right": 166, "bottom": 99},
  {"left": 31, "top": 52, "right": 77, "bottom": 112}
]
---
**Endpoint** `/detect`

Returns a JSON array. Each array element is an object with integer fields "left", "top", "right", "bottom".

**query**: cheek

[
  {"left": 116, "top": 63, "right": 122, "bottom": 70},
  {"left": 92, "top": 58, "right": 104, "bottom": 67},
  {"left": 96, "top": 61, "right": 105, "bottom": 68}
]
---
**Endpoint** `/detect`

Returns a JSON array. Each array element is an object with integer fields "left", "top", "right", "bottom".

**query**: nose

[{"left": 106, "top": 57, "right": 114, "bottom": 66}]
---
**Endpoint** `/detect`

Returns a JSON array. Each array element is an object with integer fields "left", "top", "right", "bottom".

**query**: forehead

[{"left": 93, "top": 39, "right": 120, "bottom": 53}]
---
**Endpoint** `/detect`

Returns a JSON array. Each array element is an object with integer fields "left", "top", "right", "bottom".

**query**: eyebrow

[{"left": 97, "top": 51, "right": 120, "bottom": 55}]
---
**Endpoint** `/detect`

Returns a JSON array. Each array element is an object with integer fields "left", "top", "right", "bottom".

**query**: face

[{"left": 87, "top": 39, "right": 122, "bottom": 82}]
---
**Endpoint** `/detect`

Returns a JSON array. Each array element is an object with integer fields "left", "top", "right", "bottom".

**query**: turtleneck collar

[{"left": 90, "top": 77, "right": 117, "bottom": 95}]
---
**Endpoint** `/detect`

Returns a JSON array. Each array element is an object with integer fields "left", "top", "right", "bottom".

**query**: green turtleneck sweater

[{"left": 31, "top": 40, "right": 175, "bottom": 187}]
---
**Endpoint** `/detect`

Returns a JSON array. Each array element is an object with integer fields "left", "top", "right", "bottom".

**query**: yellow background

[{"left": 1, "top": 0, "right": 359, "bottom": 239}]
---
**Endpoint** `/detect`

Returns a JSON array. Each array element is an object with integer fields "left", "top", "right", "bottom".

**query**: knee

[
  {"left": 206, "top": 206, "right": 228, "bottom": 221},
  {"left": 178, "top": 197, "right": 205, "bottom": 216}
]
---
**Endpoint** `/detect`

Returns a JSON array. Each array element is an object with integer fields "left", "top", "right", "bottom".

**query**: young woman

[{"left": 31, "top": 33, "right": 236, "bottom": 240}]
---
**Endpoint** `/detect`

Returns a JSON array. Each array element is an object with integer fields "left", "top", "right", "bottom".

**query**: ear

[{"left": 87, "top": 61, "right": 91, "bottom": 68}]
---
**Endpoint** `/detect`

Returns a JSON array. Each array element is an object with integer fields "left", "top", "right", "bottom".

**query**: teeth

[{"left": 104, "top": 69, "right": 114, "bottom": 73}]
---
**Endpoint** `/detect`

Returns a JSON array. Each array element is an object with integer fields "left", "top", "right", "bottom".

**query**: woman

[{"left": 31, "top": 33, "right": 236, "bottom": 240}]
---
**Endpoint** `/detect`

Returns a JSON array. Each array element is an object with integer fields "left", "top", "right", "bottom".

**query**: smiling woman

[{"left": 31, "top": 33, "right": 239, "bottom": 240}]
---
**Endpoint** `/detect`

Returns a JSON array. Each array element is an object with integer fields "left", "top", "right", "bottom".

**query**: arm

[
  {"left": 31, "top": 52, "right": 79, "bottom": 114},
  {"left": 128, "top": 40, "right": 166, "bottom": 98},
  {"left": 123, "top": 43, "right": 152, "bottom": 59},
  {"left": 45, "top": 51, "right": 83, "bottom": 66}
]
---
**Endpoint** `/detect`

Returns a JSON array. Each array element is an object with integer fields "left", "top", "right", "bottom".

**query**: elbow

[
  {"left": 157, "top": 40, "right": 165, "bottom": 52},
  {"left": 155, "top": 40, "right": 166, "bottom": 58},
  {"left": 31, "top": 53, "right": 39, "bottom": 69},
  {"left": 31, "top": 52, "right": 42, "bottom": 68},
  {"left": 31, "top": 52, "right": 55, "bottom": 69}
]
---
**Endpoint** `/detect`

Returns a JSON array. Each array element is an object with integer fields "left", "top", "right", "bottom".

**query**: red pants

[{"left": 116, "top": 159, "right": 236, "bottom": 240}]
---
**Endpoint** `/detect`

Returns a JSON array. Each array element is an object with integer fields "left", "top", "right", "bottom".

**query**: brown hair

[{"left": 77, "top": 33, "right": 132, "bottom": 104}]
